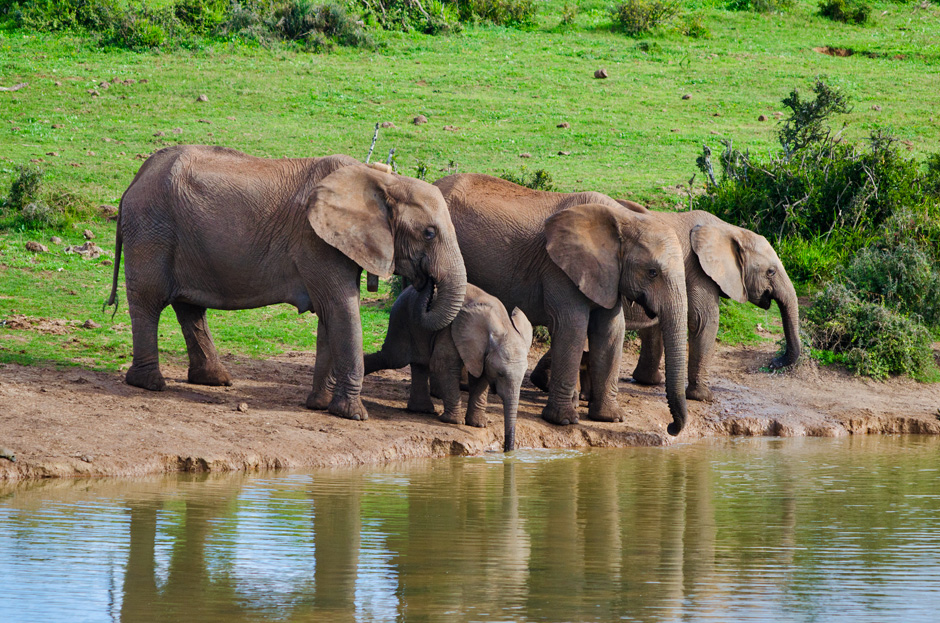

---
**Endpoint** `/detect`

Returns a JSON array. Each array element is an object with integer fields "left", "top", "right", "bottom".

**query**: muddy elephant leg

[
  {"left": 542, "top": 313, "right": 588, "bottom": 426},
  {"left": 407, "top": 363, "right": 438, "bottom": 415},
  {"left": 324, "top": 301, "right": 369, "bottom": 421},
  {"left": 632, "top": 325, "right": 665, "bottom": 385},
  {"left": 306, "top": 317, "right": 335, "bottom": 410},
  {"left": 464, "top": 374, "right": 490, "bottom": 428},
  {"left": 430, "top": 334, "right": 464, "bottom": 425},
  {"left": 586, "top": 304, "right": 625, "bottom": 422},
  {"left": 172, "top": 302, "right": 233, "bottom": 386},
  {"left": 125, "top": 294, "right": 167, "bottom": 391},
  {"left": 687, "top": 311, "right": 719, "bottom": 402},
  {"left": 530, "top": 350, "right": 551, "bottom": 392}
]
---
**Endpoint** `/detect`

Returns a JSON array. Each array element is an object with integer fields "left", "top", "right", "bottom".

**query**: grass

[{"left": 2, "top": 0, "right": 939, "bottom": 372}]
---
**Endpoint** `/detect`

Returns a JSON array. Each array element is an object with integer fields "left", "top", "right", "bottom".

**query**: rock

[
  {"left": 758, "top": 114, "right": 768, "bottom": 122},
  {"left": 25, "top": 241, "right": 48, "bottom": 253},
  {"left": 380, "top": 121, "right": 396, "bottom": 128},
  {"left": 519, "top": 152, "right": 532, "bottom": 158},
  {"left": 101, "top": 259, "right": 113, "bottom": 266},
  {"left": 154, "top": 130, "right": 165, "bottom": 137},
  {"left": 54, "top": 81, "right": 62, "bottom": 86},
  {"left": 0, "top": 447, "right": 15, "bottom": 463},
  {"left": 100, "top": 81, "right": 110, "bottom": 89},
  {"left": 64, "top": 242, "right": 103, "bottom": 259},
  {"left": 50, "top": 236, "right": 63, "bottom": 245},
  {"left": 413, "top": 115, "right": 428, "bottom": 125},
  {"left": 46, "top": 152, "right": 59, "bottom": 157},
  {"left": 712, "top": 112, "right": 721, "bottom": 117},
  {"left": 443, "top": 125, "right": 458, "bottom": 131},
  {"left": 87, "top": 89, "right": 99, "bottom": 97},
  {"left": 196, "top": 94, "right": 209, "bottom": 102},
  {"left": 83, "top": 229, "right": 95, "bottom": 240},
  {"left": 79, "top": 454, "right": 93, "bottom": 463},
  {"left": 198, "top": 119, "right": 211, "bottom": 124},
  {"left": 99, "top": 204, "right": 118, "bottom": 220},
  {"left": 52, "top": 123, "right": 64, "bottom": 129},
  {"left": 135, "top": 153, "right": 149, "bottom": 160},
  {"left": 237, "top": 402, "right": 249, "bottom": 413},
  {"left": 558, "top": 151, "right": 571, "bottom": 156},
  {"left": 681, "top": 94, "right": 692, "bottom": 100},
  {"left": 594, "top": 68, "right": 608, "bottom": 79},
  {"left": 172, "top": 128, "right": 183, "bottom": 134},
  {"left": 557, "top": 121, "right": 570, "bottom": 128},
  {"left": 872, "top": 104, "right": 882, "bottom": 111},
  {"left": 773, "top": 111, "right": 784, "bottom": 119},
  {"left": 82, "top": 319, "right": 100, "bottom": 329}
]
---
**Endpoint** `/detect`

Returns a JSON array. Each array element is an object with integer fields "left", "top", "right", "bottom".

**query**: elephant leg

[
  {"left": 530, "top": 349, "right": 551, "bottom": 392},
  {"left": 125, "top": 295, "right": 167, "bottom": 391},
  {"left": 430, "top": 334, "right": 464, "bottom": 425},
  {"left": 586, "top": 304, "right": 625, "bottom": 423},
  {"left": 307, "top": 300, "right": 368, "bottom": 421},
  {"left": 541, "top": 314, "right": 587, "bottom": 426},
  {"left": 307, "top": 318, "right": 335, "bottom": 410},
  {"left": 407, "top": 363, "right": 438, "bottom": 415},
  {"left": 632, "top": 325, "right": 665, "bottom": 385},
  {"left": 172, "top": 302, "right": 232, "bottom": 387},
  {"left": 465, "top": 374, "right": 490, "bottom": 428},
  {"left": 687, "top": 311, "right": 719, "bottom": 402}
]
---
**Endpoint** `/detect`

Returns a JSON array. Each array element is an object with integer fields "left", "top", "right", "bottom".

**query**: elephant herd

[{"left": 106, "top": 145, "right": 801, "bottom": 451}]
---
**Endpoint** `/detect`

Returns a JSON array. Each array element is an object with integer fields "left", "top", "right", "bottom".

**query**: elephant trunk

[
  {"left": 417, "top": 248, "right": 467, "bottom": 332},
  {"left": 502, "top": 391, "right": 519, "bottom": 452},
  {"left": 772, "top": 281, "right": 801, "bottom": 368},
  {"left": 659, "top": 295, "right": 689, "bottom": 437}
]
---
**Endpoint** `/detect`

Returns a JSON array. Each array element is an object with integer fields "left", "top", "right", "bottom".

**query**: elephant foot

[
  {"left": 632, "top": 368, "right": 664, "bottom": 386},
  {"left": 440, "top": 409, "right": 465, "bottom": 426},
  {"left": 686, "top": 383, "right": 714, "bottom": 403},
  {"left": 305, "top": 388, "right": 333, "bottom": 411},
  {"left": 588, "top": 401, "right": 625, "bottom": 423},
  {"left": 407, "top": 397, "right": 438, "bottom": 415},
  {"left": 529, "top": 366, "right": 550, "bottom": 393},
  {"left": 465, "top": 408, "right": 487, "bottom": 428},
  {"left": 328, "top": 393, "right": 369, "bottom": 421},
  {"left": 126, "top": 364, "right": 166, "bottom": 391},
  {"left": 188, "top": 364, "right": 233, "bottom": 387},
  {"left": 541, "top": 402, "right": 579, "bottom": 426}
]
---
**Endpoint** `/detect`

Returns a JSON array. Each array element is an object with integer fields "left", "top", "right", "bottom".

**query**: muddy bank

[{"left": 1, "top": 344, "right": 938, "bottom": 481}]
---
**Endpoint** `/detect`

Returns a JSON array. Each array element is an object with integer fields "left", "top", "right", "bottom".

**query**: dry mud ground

[{"left": 1, "top": 343, "right": 939, "bottom": 481}]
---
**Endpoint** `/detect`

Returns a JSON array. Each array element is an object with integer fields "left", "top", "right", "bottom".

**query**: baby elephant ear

[
  {"left": 307, "top": 164, "right": 395, "bottom": 278},
  {"left": 451, "top": 300, "right": 499, "bottom": 379},
  {"left": 510, "top": 307, "right": 534, "bottom": 349},
  {"left": 544, "top": 203, "right": 622, "bottom": 309},
  {"left": 690, "top": 224, "right": 747, "bottom": 303}
]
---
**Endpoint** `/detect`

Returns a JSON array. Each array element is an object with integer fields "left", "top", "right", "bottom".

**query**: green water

[{"left": 3, "top": 436, "right": 940, "bottom": 622}]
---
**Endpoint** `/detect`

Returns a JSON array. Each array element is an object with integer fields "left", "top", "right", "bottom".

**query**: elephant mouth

[
  {"left": 757, "top": 291, "right": 772, "bottom": 310},
  {"left": 414, "top": 275, "right": 437, "bottom": 313}
]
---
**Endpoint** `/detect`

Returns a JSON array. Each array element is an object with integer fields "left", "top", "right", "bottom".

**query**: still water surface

[{"left": 2, "top": 436, "right": 940, "bottom": 622}]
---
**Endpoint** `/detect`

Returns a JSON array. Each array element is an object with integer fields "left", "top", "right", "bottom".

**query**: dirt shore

[{"left": 1, "top": 343, "right": 939, "bottom": 481}]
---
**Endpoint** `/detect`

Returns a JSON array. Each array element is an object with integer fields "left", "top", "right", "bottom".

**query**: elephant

[
  {"left": 105, "top": 145, "right": 467, "bottom": 421},
  {"left": 364, "top": 284, "right": 534, "bottom": 451},
  {"left": 434, "top": 174, "right": 690, "bottom": 436},
  {"left": 532, "top": 205, "right": 801, "bottom": 402}
]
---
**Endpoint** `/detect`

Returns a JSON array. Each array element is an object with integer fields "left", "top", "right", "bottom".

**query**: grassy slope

[{"left": 1, "top": 0, "right": 938, "bottom": 371}]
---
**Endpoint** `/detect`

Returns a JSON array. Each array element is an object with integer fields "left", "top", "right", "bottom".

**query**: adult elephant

[
  {"left": 106, "top": 145, "right": 467, "bottom": 421},
  {"left": 434, "top": 174, "right": 689, "bottom": 436},
  {"left": 533, "top": 205, "right": 801, "bottom": 403}
]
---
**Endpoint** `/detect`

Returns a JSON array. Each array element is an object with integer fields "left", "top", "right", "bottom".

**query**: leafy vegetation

[
  {"left": 1, "top": 165, "right": 97, "bottom": 230},
  {"left": 818, "top": 0, "right": 871, "bottom": 24},
  {"left": 498, "top": 167, "right": 556, "bottom": 191},
  {"left": 610, "top": 0, "right": 680, "bottom": 35}
]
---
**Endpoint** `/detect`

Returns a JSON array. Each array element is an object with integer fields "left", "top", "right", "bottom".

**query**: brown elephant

[
  {"left": 434, "top": 174, "right": 689, "bottom": 436},
  {"left": 105, "top": 145, "right": 467, "bottom": 421},
  {"left": 533, "top": 205, "right": 801, "bottom": 403},
  {"left": 364, "top": 284, "right": 533, "bottom": 451}
]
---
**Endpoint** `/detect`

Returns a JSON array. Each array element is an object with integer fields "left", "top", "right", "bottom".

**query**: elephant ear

[
  {"left": 307, "top": 164, "right": 396, "bottom": 278},
  {"left": 690, "top": 224, "right": 747, "bottom": 303},
  {"left": 544, "top": 203, "right": 622, "bottom": 309},
  {"left": 510, "top": 307, "right": 533, "bottom": 350},
  {"left": 451, "top": 300, "right": 499, "bottom": 378}
]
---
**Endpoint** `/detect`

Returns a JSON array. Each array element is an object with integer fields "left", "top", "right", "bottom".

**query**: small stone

[
  {"left": 99, "top": 81, "right": 110, "bottom": 89},
  {"left": 172, "top": 128, "right": 183, "bottom": 134},
  {"left": 413, "top": 115, "right": 428, "bottom": 125},
  {"left": 103, "top": 137, "right": 113, "bottom": 142},
  {"left": 681, "top": 94, "right": 692, "bottom": 100},
  {"left": 380, "top": 121, "right": 396, "bottom": 128},
  {"left": 153, "top": 130, "right": 165, "bottom": 137},
  {"left": 519, "top": 152, "right": 532, "bottom": 158},
  {"left": 83, "top": 319, "right": 100, "bottom": 329},
  {"left": 557, "top": 121, "right": 571, "bottom": 128},
  {"left": 773, "top": 111, "right": 784, "bottom": 119},
  {"left": 79, "top": 454, "right": 93, "bottom": 463},
  {"left": 50, "top": 236, "right": 63, "bottom": 245},
  {"left": 26, "top": 241, "right": 48, "bottom": 253},
  {"left": 99, "top": 204, "right": 118, "bottom": 220},
  {"left": 594, "top": 68, "right": 608, "bottom": 79},
  {"left": 872, "top": 104, "right": 882, "bottom": 111},
  {"left": 52, "top": 123, "right": 64, "bottom": 129},
  {"left": 83, "top": 229, "right": 95, "bottom": 240},
  {"left": 0, "top": 447, "right": 15, "bottom": 463},
  {"left": 237, "top": 402, "right": 249, "bottom": 413},
  {"left": 443, "top": 125, "right": 457, "bottom": 131},
  {"left": 196, "top": 94, "right": 209, "bottom": 102},
  {"left": 135, "top": 153, "right": 149, "bottom": 160},
  {"left": 558, "top": 151, "right": 571, "bottom": 156},
  {"left": 46, "top": 151, "right": 59, "bottom": 157},
  {"left": 712, "top": 112, "right": 721, "bottom": 117},
  {"left": 54, "top": 81, "right": 62, "bottom": 86},
  {"left": 198, "top": 119, "right": 211, "bottom": 124},
  {"left": 758, "top": 114, "right": 768, "bottom": 122},
  {"left": 87, "top": 89, "right": 99, "bottom": 97},
  {"left": 101, "top": 259, "right": 113, "bottom": 266}
]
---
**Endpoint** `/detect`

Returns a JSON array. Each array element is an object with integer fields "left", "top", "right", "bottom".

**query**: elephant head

[
  {"left": 310, "top": 163, "right": 467, "bottom": 331},
  {"left": 691, "top": 223, "right": 801, "bottom": 368},
  {"left": 452, "top": 300, "right": 533, "bottom": 452},
  {"left": 545, "top": 203, "right": 690, "bottom": 435}
]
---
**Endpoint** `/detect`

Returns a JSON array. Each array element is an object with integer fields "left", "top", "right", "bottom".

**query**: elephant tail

[{"left": 103, "top": 205, "right": 123, "bottom": 318}]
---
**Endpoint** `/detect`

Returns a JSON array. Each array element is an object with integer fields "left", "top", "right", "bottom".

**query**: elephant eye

[
  {"left": 423, "top": 227, "right": 437, "bottom": 241},
  {"left": 648, "top": 268, "right": 659, "bottom": 279},
  {"left": 767, "top": 268, "right": 776, "bottom": 277}
]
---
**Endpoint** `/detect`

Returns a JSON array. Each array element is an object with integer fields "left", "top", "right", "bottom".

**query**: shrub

[
  {"left": 727, "top": 0, "right": 792, "bottom": 11},
  {"left": 457, "top": 0, "right": 536, "bottom": 27},
  {"left": 778, "top": 79, "right": 851, "bottom": 155},
  {"left": 499, "top": 167, "right": 556, "bottom": 191},
  {"left": 806, "top": 283, "right": 936, "bottom": 379},
  {"left": 924, "top": 152, "right": 940, "bottom": 198},
  {"left": 273, "top": 0, "right": 373, "bottom": 48},
  {"left": 818, "top": 0, "right": 871, "bottom": 24},
  {"left": 774, "top": 235, "right": 846, "bottom": 284},
  {"left": 611, "top": 0, "right": 679, "bottom": 35},
  {"left": 677, "top": 13, "right": 709, "bottom": 38},
  {"left": 174, "top": 0, "right": 228, "bottom": 34},
  {"left": 2, "top": 166, "right": 97, "bottom": 230},
  {"left": 560, "top": 1, "right": 577, "bottom": 26}
]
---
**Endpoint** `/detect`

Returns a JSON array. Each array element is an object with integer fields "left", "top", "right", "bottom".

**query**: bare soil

[{"left": 1, "top": 343, "right": 939, "bottom": 481}]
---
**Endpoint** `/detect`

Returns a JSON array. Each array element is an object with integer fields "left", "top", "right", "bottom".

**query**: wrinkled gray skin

[
  {"left": 533, "top": 204, "right": 801, "bottom": 402},
  {"left": 434, "top": 174, "right": 690, "bottom": 436},
  {"left": 364, "top": 284, "right": 534, "bottom": 451},
  {"left": 106, "top": 145, "right": 467, "bottom": 421}
]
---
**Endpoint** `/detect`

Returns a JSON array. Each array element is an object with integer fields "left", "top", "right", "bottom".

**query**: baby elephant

[{"left": 365, "top": 284, "right": 533, "bottom": 451}]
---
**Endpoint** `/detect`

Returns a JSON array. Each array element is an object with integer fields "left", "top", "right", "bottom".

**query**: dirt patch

[
  {"left": 1, "top": 343, "right": 938, "bottom": 481},
  {"left": 813, "top": 46, "right": 888, "bottom": 59},
  {"left": 1, "top": 315, "right": 80, "bottom": 335}
]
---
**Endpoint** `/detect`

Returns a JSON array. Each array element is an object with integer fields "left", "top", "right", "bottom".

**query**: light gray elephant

[
  {"left": 532, "top": 205, "right": 801, "bottom": 402},
  {"left": 364, "top": 284, "right": 533, "bottom": 451},
  {"left": 105, "top": 145, "right": 467, "bottom": 421},
  {"left": 434, "top": 174, "right": 690, "bottom": 436}
]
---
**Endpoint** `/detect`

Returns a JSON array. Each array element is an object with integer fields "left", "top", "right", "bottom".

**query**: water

[{"left": 2, "top": 436, "right": 940, "bottom": 622}]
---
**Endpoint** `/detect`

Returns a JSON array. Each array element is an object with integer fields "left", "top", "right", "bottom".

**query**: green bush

[
  {"left": 924, "top": 152, "right": 940, "bottom": 198},
  {"left": 499, "top": 167, "right": 556, "bottom": 191},
  {"left": 610, "top": 0, "right": 679, "bottom": 35},
  {"left": 457, "top": 0, "right": 536, "bottom": 27},
  {"left": 2, "top": 165, "right": 98, "bottom": 231},
  {"left": 727, "top": 0, "right": 792, "bottom": 12},
  {"left": 774, "top": 235, "right": 846, "bottom": 284},
  {"left": 275, "top": 0, "right": 373, "bottom": 48},
  {"left": 818, "top": 0, "right": 871, "bottom": 24},
  {"left": 806, "top": 283, "right": 936, "bottom": 379},
  {"left": 677, "top": 13, "right": 709, "bottom": 38}
]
